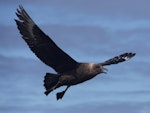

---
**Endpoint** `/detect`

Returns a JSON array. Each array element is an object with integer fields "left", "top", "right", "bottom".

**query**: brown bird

[{"left": 15, "top": 5, "right": 136, "bottom": 100}]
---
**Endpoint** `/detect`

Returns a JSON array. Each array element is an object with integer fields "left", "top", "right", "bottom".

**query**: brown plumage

[{"left": 15, "top": 5, "right": 136, "bottom": 100}]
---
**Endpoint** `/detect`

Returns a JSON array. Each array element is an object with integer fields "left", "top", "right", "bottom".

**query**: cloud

[
  {"left": 45, "top": 101, "right": 150, "bottom": 113},
  {"left": 21, "top": 0, "right": 150, "bottom": 22},
  {"left": 0, "top": 1, "right": 150, "bottom": 113}
]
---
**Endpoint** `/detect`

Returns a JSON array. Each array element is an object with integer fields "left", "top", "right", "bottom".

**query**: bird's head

[{"left": 90, "top": 63, "right": 108, "bottom": 75}]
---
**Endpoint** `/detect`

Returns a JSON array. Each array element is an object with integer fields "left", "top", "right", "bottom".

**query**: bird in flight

[{"left": 15, "top": 5, "right": 136, "bottom": 100}]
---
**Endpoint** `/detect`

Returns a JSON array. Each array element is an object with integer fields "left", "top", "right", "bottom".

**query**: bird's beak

[{"left": 102, "top": 67, "right": 108, "bottom": 74}]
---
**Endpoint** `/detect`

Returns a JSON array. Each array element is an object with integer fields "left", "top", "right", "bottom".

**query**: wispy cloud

[{"left": 0, "top": 0, "right": 150, "bottom": 113}]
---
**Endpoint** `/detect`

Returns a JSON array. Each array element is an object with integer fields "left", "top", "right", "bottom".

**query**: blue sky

[{"left": 0, "top": 0, "right": 150, "bottom": 113}]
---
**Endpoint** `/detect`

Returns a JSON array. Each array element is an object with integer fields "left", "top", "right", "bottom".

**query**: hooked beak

[{"left": 102, "top": 67, "right": 108, "bottom": 74}]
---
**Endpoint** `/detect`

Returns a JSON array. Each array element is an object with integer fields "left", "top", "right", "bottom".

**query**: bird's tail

[
  {"left": 101, "top": 52, "right": 136, "bottom": 66},
  {"left": 44, "top": 73, "right": 60, "bottom": 96}
]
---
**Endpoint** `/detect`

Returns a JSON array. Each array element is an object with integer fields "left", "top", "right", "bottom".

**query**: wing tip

[
  {"left": 15, "top": 5, "right": 32, "bottom": 23},
  {"left": 16, "top": 5, "right": 23, "bottom": 15},
  {"left": 125, "top": 52, "right": 136, "bottom": 60},
  {"left": 101, "top": 52, "right": 136, "bottom": 66}
]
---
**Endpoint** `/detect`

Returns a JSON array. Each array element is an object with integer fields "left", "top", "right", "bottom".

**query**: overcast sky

[{"left": 0, "top": 0, "right": 150, "bottom": 113}]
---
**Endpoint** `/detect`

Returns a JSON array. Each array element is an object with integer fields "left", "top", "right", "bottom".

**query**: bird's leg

[{"left": 56, "top": 86, "right": 70, "bottom": 100}]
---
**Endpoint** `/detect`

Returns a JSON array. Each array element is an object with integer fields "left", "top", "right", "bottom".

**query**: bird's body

[
  {"left": 15, "top": 5, "right": 136, "bottom": 100},
  {"left": 57, "top": 63, "right": 104, "bottom": 85}
]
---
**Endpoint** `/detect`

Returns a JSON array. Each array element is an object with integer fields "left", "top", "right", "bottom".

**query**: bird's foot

[{"left": 56, "top": 91, "right": 65, "bottom": 100}]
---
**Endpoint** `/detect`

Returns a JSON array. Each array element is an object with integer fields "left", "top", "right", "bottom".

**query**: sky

[{"left": 0, "top": 0, "right": 150, "bottom": 113}]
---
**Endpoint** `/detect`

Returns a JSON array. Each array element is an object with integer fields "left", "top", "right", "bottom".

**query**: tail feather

[
  {"left": 44, "top": 73, "right": 60, "bottom": 95},
  {"left": 101, "top": 52, "right": 136, "bottom": 66}
]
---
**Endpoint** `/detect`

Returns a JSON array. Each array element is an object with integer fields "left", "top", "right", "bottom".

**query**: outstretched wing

[
  {"left": 15, "top": 5, "right": 78, "bottom": 73},
  {"left": 101, "top": 52, "right": 136, "bottom": 66}
]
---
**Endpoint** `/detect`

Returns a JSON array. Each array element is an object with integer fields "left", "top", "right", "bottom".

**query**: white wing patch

[{"left": 123, "top": 56, "right": 131, "bottom": 61}]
